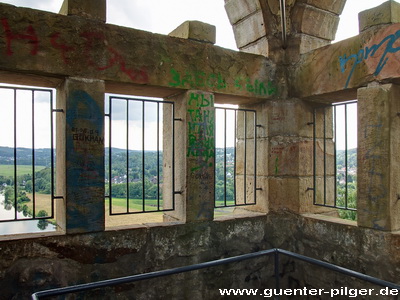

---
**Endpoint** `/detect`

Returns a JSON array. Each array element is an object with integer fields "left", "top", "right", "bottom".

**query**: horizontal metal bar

[
  {"left": 109, "top": 208, "right": 174, "bottom": 216},
  {"left": 32, "top": 249, "right": 277, "bottom": 299},
  {"left": 215, "top": 202, "right": 257, "bottom": 208},
  {"left": 278, "top": 249, "right": 400, "bottom": 290},
  {"left": 109, "top": 96, "right": 174, "bottom": 105},
  {"left": 0, "top": 216, "right": 53, "bottom": 223},
  {"left": 52, "top": 109, "right": 64, "bottom": 113},
  {"left": 32, "top": 248, "right": 400, "bottom": 299},
  {"left": 0, "top": 85, "right": 53, "bottom": 93}
]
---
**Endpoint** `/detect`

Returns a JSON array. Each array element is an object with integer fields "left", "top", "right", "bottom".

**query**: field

[{"left": 0, "top": 165, "right": 46, "bottom": 177}]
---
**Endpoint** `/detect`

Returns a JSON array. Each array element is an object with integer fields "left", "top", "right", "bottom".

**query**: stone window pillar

[
  {"left": 357, "top": 83, "right": 400, "bottom": 231},
  {"left": 163, "top": 91, "right": 215, "bottom": 222},
  {"left": 56, "top": 77, "right": 105, "bottom": 233}
]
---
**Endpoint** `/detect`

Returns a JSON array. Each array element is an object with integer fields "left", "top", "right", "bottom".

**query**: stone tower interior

[{"left": 0, "top": 0, "right": 400, "bottom": 298}]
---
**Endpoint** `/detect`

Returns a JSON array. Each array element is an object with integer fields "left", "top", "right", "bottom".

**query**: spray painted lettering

[
  {"left": 1, "top": 18, "right": 38, "bottom": 56},
  {"left": 187, "top": 93, "right": 215, "bottom": 172},
  {"left": 339, "top": 30, "right": 400, "bottom": 88},
  {"left": 0, "top": 18, "right": 148, "bottom": 83},
  {"left": 169, "top": 68, "right": 276, "bottom": 96}
]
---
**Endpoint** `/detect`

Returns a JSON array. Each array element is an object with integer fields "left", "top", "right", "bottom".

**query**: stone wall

[
  {"left": 1, "top": 0, "right": 400, "bottom": 298},
  {"left": 1, "top": 213, "right": 400, "bottom": 299}
]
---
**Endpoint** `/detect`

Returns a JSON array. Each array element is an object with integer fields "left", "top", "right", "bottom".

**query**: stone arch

[{"left": 224, "top": 0, "right": 347, "bottom": 59}]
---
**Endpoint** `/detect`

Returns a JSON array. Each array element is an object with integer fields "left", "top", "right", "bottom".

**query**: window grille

[
  {"left": 105, "top": 95, "right": 175, "bottom": 215},
  {"left": 312, "top": 101, "right": 357, "bottom": 216},
  {"left": 0, "top": 85, "right": 57, "bottom": 233},
  {"left": 215, "top": 107, "right": 258, "bottom": 208}
]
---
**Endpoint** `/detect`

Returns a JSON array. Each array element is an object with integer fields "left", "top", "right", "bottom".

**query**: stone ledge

[
  {"left": 359, "top": 0, "right": 400, "bottom": 33},
  {"left": 169, "top": 20, "right": 216, "bottom": 44}
]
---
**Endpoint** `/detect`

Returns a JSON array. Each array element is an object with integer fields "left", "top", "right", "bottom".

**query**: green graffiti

[{"left": 169, "top": 68, "right": 276, "bottom": 96}]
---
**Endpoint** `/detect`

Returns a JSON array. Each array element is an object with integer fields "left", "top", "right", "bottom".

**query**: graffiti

[
  {"left": 80, "top": 32, "right": 148, "bottom": 83},
  {"left": 234, "top": 76, "right": 276, "bottom": 96},
  {"left": 169, "top": 68, "right": 276, "bottom": 96},
  {"left": 0, "top": 18, "right": 148, "bottom": 83},
  {"left": 339, "top": 30, "right": 400, "bottom": 88},
  {"left": 169, "top": 68, "right": 226, "bottom": 90},
  {"left": 1, "top": 18, "right": 38, "bottom": 56},
  {"left": 363, "top": 121, "right": 387, "bottom": 203},
  {"left": 187, "top": 93, "right": 215, "bottom": 172},
  {"left": 72, "top": 127, "right": 104, "bottom": 145},
  {"left": 66, "top": 90, "right": 104, "bottom": 187}
]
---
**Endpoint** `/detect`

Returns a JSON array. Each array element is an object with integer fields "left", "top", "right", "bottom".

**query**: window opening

[
  {"left": 0, "top": 84, "right": 58, "bottom": 235},
  {"left": 215, "top": 106, "right": 258, "bottom": 213},
  {"left": 105, "top": 94, "right": 175, "bottom": 223},
  {"left": 313, "top": 101, "right": 357, "bottom": 220}
]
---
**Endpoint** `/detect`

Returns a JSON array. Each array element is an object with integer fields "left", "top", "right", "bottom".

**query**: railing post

[
  {"left": 56, "top": 77, "right": 105, "bottom": 233},
  {"left": 274, "top": 249, "right": 280, "bottom": 299}
]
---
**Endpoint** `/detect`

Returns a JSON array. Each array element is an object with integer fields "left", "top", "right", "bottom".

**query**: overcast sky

[
  {"left": 0, "top": 0, "right": 396, "bottom": 150},
  {"left": 0, "top": 0, "right": 396, "bottom": 49}
]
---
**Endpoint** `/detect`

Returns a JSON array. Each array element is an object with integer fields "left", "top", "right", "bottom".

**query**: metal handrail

[{"left": 31, "top": 248, "right": 400, "bottom": 299}]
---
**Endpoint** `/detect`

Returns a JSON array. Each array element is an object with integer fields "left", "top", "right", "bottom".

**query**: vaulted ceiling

[{"left": 224, "top": 0, "right": 347, "bottom": 61}]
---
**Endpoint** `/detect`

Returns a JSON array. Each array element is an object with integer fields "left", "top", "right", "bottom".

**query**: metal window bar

[
  {"left": 0, "top": 85, "right": 58, "bottom": 223},
  {"left": 312, "top": 101, "right": 357, "bottom": 211},
  {"left": 214, "top": 107, "right": 259, "bottom": 208},
  {"left": 32, "top": 248, "right": 400, "bottom": 299},
  {"left": 105, "top": 95, "right": 175, "bottom": 215}
]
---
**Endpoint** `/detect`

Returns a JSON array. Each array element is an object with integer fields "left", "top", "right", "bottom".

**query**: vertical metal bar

[
  {"left": 234, "top": 109, "right": 237, "bottom": 205},
  {"left": 334, "top": 105, "right": 337, "bottom": 207},
  {"left": 109, "top": 96, "right": 113, "bottom": 215},
  {"left": 50, "top": 90, "right": 55, "bottom": 219},
  {"left": 224, "top": 108, "right": 227, "bottom": 207},
  {"left": 172, "top": 102, "right": 176, "bottom": 211},
  {"left": 157, "top": 102, "right": 160, "bottom": 211},
  {"left": 13, "top": 89, "right": 17, "bottom": 220},
  {"left": 323, "top": 107, "right": 327, "bottom": 206},
  {"left": 244, "top": 111, "right": 247, "bottom": 204},
  {"left": 142, "top": 101, "right": 145, "bottom": 212},
  {"left": 31, "top": 90, "right": 36, "bottom": 218},
  {"left": 345, "top": 103, "right": 348, "bottom": 209},
  {"left": 313, "top": 108, "right": 317, "bottom": 205},
  {"left": 126, "top": 99, "right": 129, "bottom": 213},
  {"left": 279, "top": 0, "right": 287, "bottom": 49},
  {"left": 253, "top": 111, "right": 257, "bottom": 205}
]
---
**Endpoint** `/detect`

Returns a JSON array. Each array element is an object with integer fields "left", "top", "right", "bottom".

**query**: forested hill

[
  {"left": 0, "top": 147, "right": 52, "bottom": 166},
  {"left": 336, "top": 148, "right": 357, "bottom": 169}
]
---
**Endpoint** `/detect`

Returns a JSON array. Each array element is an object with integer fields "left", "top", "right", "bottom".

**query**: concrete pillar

[
  {"left": 59, "top": 0, "right": 106, "bottom": 22},
  {"left": 357, "top": 84, "right": 400, "bottom": 231},
  {"left": 164, "top": 90, "right": 215, "bottom": 222},
  {"left": 359, "top": 0, "right": 400, "bottom": 33},
  {"left": 169, "top": 21, "right": 216, "bottom": 44},
  {"left": 267, "top": 99, "right": 335, "bottom": 214},
  {"left": 56, "top": 77, "right": 105, "bottom": 234}
]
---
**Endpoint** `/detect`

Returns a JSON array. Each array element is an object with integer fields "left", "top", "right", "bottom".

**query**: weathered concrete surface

[
  {"left": 289, "top": 23, "right": 400, "bottom": 101},
  {"left": 1, "top": 213, "right": 400, "bottom": 299},
  {"left": 169, "top": 21, "right": 216, "bottom": 44},
  {"left": 357, "top": 84, "right": 400, "bottom": 231},
  {"left": 59, "top": 0, "right": 106, "bottom": 22},
  {"left": 0, "top": 3, "right": 277, "bottom": 102},
  {"left": 359, "top": 0, "right": 400, "bottom": 33},
  {"left": 56, "top": 78, "right": 105, "bottom": 234}
]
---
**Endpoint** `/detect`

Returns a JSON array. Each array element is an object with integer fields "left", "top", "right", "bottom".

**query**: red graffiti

[
  {"left": 50, "top": 32, "right": 75, "bottom": 64},
  {"left": 80, "top": 31, "right": 148, "bottom": 83},
  {"left": 1, "top": 18, "right": 148, "bottom": 83},
  {"left": 1, "top": 18, "right": 38, "bottom": 56}
]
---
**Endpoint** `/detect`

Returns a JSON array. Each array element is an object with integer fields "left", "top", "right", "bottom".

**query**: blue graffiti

[{"left": 339, "top": 30, "right": 400, "bottom": 88}]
